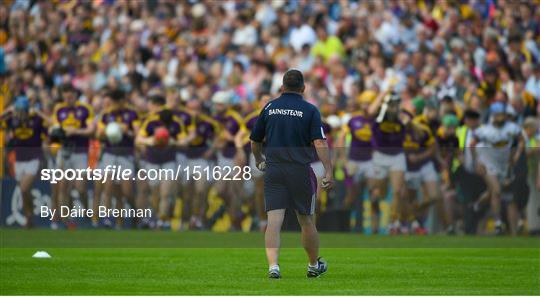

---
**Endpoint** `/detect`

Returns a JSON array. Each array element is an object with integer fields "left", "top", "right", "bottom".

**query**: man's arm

[
  {"left": 510, "top": 133, "right": 525, "bottom": 167},
  {"left": 249, "top": 108, "right": 267, "bottom": 169},
  {"left": 314, "top": 138, "right": 333, "bottom": 190},
  {"left": 65, "top": 105, "right": 96, "bottom": 137},
  {"left": 66, "top": 119, "right": 96, "bottom": 137},
  {"left": 251, "top": 140, "right": 264, "bottom": 169},
  {"left": 469, "top": 136, "right": 485, "bottom": 176},
  {"left": 335, "top": 125, "right": 349, "bottom": 165},
  {"left": 367, "top": 88, "right": 392, "bottom": 118},
  {"left": 309, "top": 107, "right": 333, "bottom": 189},
  {"left": 135, "top": 118, "right": 154, "bottom": 147},
  {"left": 135, "top": 132, "right": 154, "bottom": 147}
]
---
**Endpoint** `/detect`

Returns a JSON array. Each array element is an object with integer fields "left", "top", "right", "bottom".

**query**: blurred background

[{"left": 0, "top": 0, "right": 539, "bottom": 236}]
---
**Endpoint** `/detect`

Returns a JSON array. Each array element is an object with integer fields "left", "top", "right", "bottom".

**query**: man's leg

[
  {"left": 370, "top": 178, "right": 387, "bottom": 232},
  {"left": 159, "top": 179, "right": 175, "bottom": 222},
  {"left": 20, "top": 174, "right": 36, "bottom": 227},
  {"left": 484, "top": 175, "right": 501, "bottom": 220},
  {"left": 75, "top": 179, "right": 88, "bottom": 209},
  {"left": 92, "top": 180, "right": 103, "bottom": 226},
  {"left": 351, "top": 180, "right": 365, "bottom": 233},
  {"left": 265, "top": 209, "right": 285, "bottom": 268},
  {"left": 422, "top": 180, "right": 441, "bottom": 221},
  {"left": 390, "top": 170, "right": 405, "bottom": 220},
  {"left": 254, "top": 177, "right": 266, "bottom": 231},
  {"left": 193, "top": 178, "right": 209, "bottom": 227},
  {"left": 101, "top": 180, "right": 115, "bottom": 227},
  {"left": 507, "top": 202, "right": 519, "bottom": 236},
  {"left": 120, "top": 179, "right": 134, "bottom": 208},
  {"left": 295, "top": 212, "right": 319, "bottom": 265}
]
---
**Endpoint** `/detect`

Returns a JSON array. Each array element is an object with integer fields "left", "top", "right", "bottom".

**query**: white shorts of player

[
  {"left": 405, "top": 161, "right": 438, "bottom": 189},
  {"left": 371, "top": 151, "right": 406, "bottom": 179},
  {"left": 187, "top": 157, "right": 213, "bottom": 182},
  {"left": 477, "top": 148, "right": 511, "bottom": 180},
  {"left": 347, "top": 159, "right": 374, "bottom": 183},
  {"left": 176, "top": 152, "right": 188, "bottom": 165},
  {"left": 249, "top": 154, "right": 264, "bottom": 178},
  {"left": 99, "top": 153, "right": 135, "bottom": 183},
  {"left": 175, "top": 152, "right": 188, "bottom": 185},
  {"left": 144, "top": 161, "right": 176, "bottom": 187},
  {"left": 56, "top": 150, "right": 88, "bottom": 170},
  {"left": 310, "top": 160, "right": 325, "bottom": 179},
  {"left": 15, "top": 158, "right": 40, "bottom": 180},
  {"left": 216, "top": 152, "right": 235, "bottom": 168}
]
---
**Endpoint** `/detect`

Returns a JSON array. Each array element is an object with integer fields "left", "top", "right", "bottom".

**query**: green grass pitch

[{"left": 1, "top": 229, "right": 539, "bottom": 295}]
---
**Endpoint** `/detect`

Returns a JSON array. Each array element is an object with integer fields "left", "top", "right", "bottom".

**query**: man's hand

[
  {"left": 509, "top": 153, "right": 518, "bottom": 167},
  {"left": 256, "top": 160, "right": 266, "bottom": 171},
  {"left": 251, "top": 140, "right": 265, "bottom": 171},
  {"left": 174, "top": 137, "right": 190, "bottom": 147},
  {"left": 475, "top": 162, "right": 486, "bottom": 176},
  {"left": 234, "top": 149, "right": 247, "bottom": 166},
  {"left": 407, "top": 154, "right": 420, "bottom": 164},
  {"left": 63, "top": 127, "right": 77, "bottom": 136},
  {"left": 321, "top": 171, "right": 334, "bottom": 190},
  {"left": 202, "top": 149, "right": 214, "bottom": 160},
  {"left": 313, "top": 138, "right": 333, "bottom": 190}
]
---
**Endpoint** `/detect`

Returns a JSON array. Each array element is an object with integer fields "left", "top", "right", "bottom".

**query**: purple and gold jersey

[
  {"left": 322, "top": 121, "right": 331, "bottom": 141},
  {"left": 243, "top": 109, "right": 261, "bottom": 151},
  {"left": 245, "top": 110, "right": 260, "bottom": 134},
  {"left": 403, "top": 123, "right": 435, "bottom": 171},
  {"left": 215, "top": 109, "right": 245, "bottom": 158},
  {"left": 344, "top": 112, "right": 372, "bottom": 161},
  {"left": 53, "top": 101, "right": 94, "bottom": 152},
  {"left": 172, "top": 106, "right": 195, "bottom": 154},
  {"left": 98, "top": 106, "right": 139, "bottom": 155},
  {"left": 139, "top": 110, "right": 186, "bottom": 164},
  {"left": 187, "top": 113, "right": 221, "bottom": 158},
  {"left": 1, "top": 112, "right": 46, "bottom": 161},
  {"left": 172, "top": 107, "right": 194, "bottom": 130},
  {"left": 371, "top": 117, "right": 405, "bottom": 155}
]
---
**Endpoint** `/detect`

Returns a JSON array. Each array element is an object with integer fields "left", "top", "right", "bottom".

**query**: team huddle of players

[
  {"left": 1, "top": 84, "right": 269, "bottom": 231},
  {"left": 1, "top": 84, "right": 537, "bottom": 235}
]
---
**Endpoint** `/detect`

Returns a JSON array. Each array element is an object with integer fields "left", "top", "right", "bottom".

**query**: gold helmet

[{"left": 356, "top": 90, "right": 377, "bottom": 105}]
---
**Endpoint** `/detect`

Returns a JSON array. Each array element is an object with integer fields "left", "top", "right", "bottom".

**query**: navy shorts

[{"left": 264, "top": 163, "right": 317, "bottom": 215}]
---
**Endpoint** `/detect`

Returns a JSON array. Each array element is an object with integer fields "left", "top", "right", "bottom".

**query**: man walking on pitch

[{"left": 250, "top": 69, "right": 333, "bottom": 279}]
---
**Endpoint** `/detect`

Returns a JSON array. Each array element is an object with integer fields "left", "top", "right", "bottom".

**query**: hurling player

[
  {"left": 183, "top": 99, "right": 221, "bottom": 229},
  {"left": 366, "top": 88, "right": 407, "bottom": 234},
  {"left": 340, "top": 90, "right": 376, "bottom": 233},
  {"left": 1, "top": 96, "right": 48, "bottom": 228},
  {"left": 471, "top": 102, "right": 524, "bottom": 235},
  {"left": 95, "top": 89, "right": 139, "bottom": 228},
  {"left": 212, "top": 90, "right": 246, "bottom": 230},
  {"left": 136, "top": 94, "right": 188, "bottom": 229},
  {"left": 52, "top": 84, "right": 95, "bottom": 219}
]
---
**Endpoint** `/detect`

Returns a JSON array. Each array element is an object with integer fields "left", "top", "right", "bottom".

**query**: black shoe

[
  {"left": 268, "top": 267, "right": 281, "bottom": 279},
  {"left": 307, "top": 257, "right": 327, "bottom": 278}
]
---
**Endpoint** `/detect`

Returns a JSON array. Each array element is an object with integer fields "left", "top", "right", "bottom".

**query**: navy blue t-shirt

[{"left": 250, "top": 92, "right": 326, "bottom": 165}]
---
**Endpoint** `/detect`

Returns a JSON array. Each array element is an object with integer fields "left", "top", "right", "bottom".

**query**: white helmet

[
  {"left": 326, "top": 115, "right": 341, "bottom": 129},
  {"left": 211, "top": 90, "right": 232, "bottom": 105}
]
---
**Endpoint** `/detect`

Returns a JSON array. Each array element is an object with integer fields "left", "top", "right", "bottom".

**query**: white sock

[
  {"left": 269, "top": 264, "right": 279, "bottom": 271},
  {"left": 308, "top": 262, "right": 318, "bottom": 269}
]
